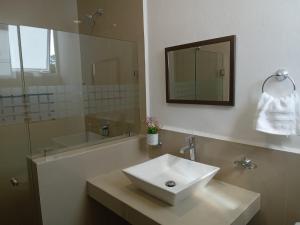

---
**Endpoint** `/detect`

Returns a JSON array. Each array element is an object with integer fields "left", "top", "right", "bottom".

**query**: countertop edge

[{"left": 87, "top": 170, "right": 260, "bottom": 225}]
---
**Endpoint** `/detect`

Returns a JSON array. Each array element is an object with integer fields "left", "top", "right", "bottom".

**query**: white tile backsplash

[
  {"left": 13, "top": 97, "right": 24, "bottom": 105},
  {"left": 30, "top": 105, "right": 39, "bottom": 113},
  {"left": 96, "top": 91, "right": 102, "bottom": 98},
  {"left": 47, "top": 86, "right": 56, "bottom": 93},
  {"left": 1, "top": 88, "right": 12, "bottom": 96},
  {"left": 56, "top": 85, "right": 65, "bottom": 94},
  {"left": 39, "top": 104, "right": 49, "bottom": 112},
  {"left": 15, "top": 106, "right": 25, "bottom": 114},
  {"left": 3, "top": 107, "right": 13, "bottom": 115},
  {"left": 0, "top": 83, "right": 139, "bottom": 125},
  {"left": 56, "top": 94, "right": 65, "bottom": 102},
  {"left": 29, "top": 96, "right": 39, "bottom": 104},
  {"left": 48, "top": 95, "right": 55, "bottom": 102},
  {"left": 27, "top": 86, "right": 37, "bottom": 94},
  {"left": 12, "top": 87, "right": 22, "bottom": 96},
  {"left": 39, "top": 95, "right": 48, "bottom": 103},
  {"left": 38, "top": 86, "right": 48, "bottom": 93}
]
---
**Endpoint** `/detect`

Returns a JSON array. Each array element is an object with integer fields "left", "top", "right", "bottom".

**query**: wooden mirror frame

[{"left": 165, "top": 35, "right": 236, "bottom": 106}]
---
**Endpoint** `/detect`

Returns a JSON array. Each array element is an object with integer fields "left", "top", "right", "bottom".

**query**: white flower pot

[{"left": 147, "top": 133, "right": 159, "bottom": 146}]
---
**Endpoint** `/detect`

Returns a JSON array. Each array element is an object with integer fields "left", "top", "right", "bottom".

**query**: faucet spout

[
  {"left": 179, "top": 145, "right": 190, "bottom": 154},
  {"left": 179, "top": 135, "right": 196, "bottom": 161}
]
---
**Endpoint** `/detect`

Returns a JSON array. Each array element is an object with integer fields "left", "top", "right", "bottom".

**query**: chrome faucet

[
  {"left": 234, "top": 156, "right": 257, "bottom": 170},
  {"left": 100, "top": 121, "right": 110, "bottom": 137},
  {"left": 101, "top": 125, "right": 109, "bottom": 137},
  {"left": 179, "top": 135, "right": 196, "bottom": 161}
]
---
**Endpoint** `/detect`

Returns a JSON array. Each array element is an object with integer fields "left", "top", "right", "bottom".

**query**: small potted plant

[{"left": 145, "top": 117, "right": 161, "bottom": 146}]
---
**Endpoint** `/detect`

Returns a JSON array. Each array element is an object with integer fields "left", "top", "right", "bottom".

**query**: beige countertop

[{"left": 87, "top": 170, "right": 260, "bottom": 225}]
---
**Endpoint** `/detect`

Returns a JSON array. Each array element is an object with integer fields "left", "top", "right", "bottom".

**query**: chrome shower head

[
  {"left": 74, "top": 8, "right": 104, "bottom": 26},
  {"left": 86, "top": 8, "right": 104, "bottom": 23},
  {"left": 94, "top": 8, "right": 104, "bottom": 17}
]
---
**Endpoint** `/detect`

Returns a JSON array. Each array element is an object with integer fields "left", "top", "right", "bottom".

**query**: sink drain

[{"left": 165, "top": 180, "right": 176, "bottom": 187}]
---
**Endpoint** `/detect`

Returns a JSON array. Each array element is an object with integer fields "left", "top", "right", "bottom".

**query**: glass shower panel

[
  {"left": 0, "top": 21, "right": 140, "bottom": 225},
  {"left": 17, "top": 25, "right": 140, "bottom": 155},
  {"left": 79, "top": 34, "right": 140, "bottom": 139},
  {"left": 19, "top": 27, "right": 87, "bottom": 154},
  {"left": 0, "top": 24, "right": 35, "bottom": 225}
]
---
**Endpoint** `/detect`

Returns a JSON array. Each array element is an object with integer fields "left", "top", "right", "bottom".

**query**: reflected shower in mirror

[{"left": 165, "top": 36, "right": 235, "bottom": 106}]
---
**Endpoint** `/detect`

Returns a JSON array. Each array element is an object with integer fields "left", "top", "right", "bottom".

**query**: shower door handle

[
  {"left": 91, "top": 63, "right": 96, "bottom": 84},
  {"left": 10, "top": 177, "right": 19, "bottom": 187}
]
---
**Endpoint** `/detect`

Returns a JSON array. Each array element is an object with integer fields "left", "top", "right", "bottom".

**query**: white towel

[{"left": 256, "top": 91, "right": 300, "bottom": 135}]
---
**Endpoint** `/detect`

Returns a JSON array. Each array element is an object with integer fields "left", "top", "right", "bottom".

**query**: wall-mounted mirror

[{"left": 165, "top": 35, "right": 235, "bottom": 106}]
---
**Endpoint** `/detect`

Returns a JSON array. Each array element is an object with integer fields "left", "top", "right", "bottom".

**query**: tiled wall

[
  {"left": 0, "top": 84, "right": 139, "bottom": 125},
  {"left": 152, "top": 129, "right": 300, "bottom": 225},
  {"left": 83, "top": 84, "right": 139, "bottom": 116}
]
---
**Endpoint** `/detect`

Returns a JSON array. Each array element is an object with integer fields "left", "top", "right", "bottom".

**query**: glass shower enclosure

[{"left": 0, "top": 23, "right": 140, "bottom": 225}]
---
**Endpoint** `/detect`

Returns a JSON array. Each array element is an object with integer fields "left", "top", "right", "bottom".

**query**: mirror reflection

[{"left": 166, "top": 36, "right": 235, "bottom": 105}]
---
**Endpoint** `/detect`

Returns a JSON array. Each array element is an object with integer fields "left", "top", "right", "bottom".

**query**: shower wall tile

[
  {"left": 56, "top": 111, "right": 65, "bottom": 118},
  {"left": 29, "top": 96, "right": 38, "bottom": 104},
  {"left": 39, "top": 104, "right": 48, "bottom": 112},
  {"left": 4, "top": 116, "right": 14, "bottom": 124},
  {"left": 38, "top": 86, "right": 47, "bottom": 93},
  {"left": 39, "top": 95, "right": 48, "bottom": 103},
  {"left": 88, "top": 85, "right": 96, "bottom": 92},
  {"left": 0, "top": 83, "right": 139, "bottom": 126},
  {"left": 30, "top": 105, "right": 39, "bottom": 112},
  {"left": 13, "top": 97, "right": 24, "bottom": 105},
  {"left": 30, "top": 113, "right": 40, "bottom": 122},
  {"left": 56, "top": 86, "right": 65, "bottom": 94},
  {"left": 15, "top": 106, "right": 25, "bottom": 114},
  {"left": 48, "top": 95, "right": 55, "bottom": 102},
  {"left": 47, "top": 86, "right": 56, "bottom": 93},
  {"left": 48, "top": 104, "right": 55, "bottom": 112},
  {"left": 55, "top": 94, "right": 65, "bottom": 102},
  {"left": 27, "top": 86, "right": 37, "bottom": 94},
  {"left": 1, "top": 88, "right": 12, "bottom": 96},
  {"left": 11, "top": 87, "right": 22, "bottom": 95},
  {"left": 3, "top": 98, "right": 12, "bottom": 106},
  {"left": 3, "top": 108, "right": 13, "bottom": 115}
]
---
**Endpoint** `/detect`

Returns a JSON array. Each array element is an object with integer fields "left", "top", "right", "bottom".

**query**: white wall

[{"left": 145, "top": 0, "right": 300, "bottom": 153}]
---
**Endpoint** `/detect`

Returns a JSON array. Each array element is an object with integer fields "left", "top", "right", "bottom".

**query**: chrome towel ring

[{"left": 262, "top": 69, "right": 296, "bottom": 93}]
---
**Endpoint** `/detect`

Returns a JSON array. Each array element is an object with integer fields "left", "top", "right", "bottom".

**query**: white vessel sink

[{"left": 122, "top": 154, "right": 220, "bottom": 205}]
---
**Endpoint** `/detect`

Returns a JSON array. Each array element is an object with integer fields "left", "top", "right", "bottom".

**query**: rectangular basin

[{"left": 122, "top": 154, "right": 220, "bottom": 205}]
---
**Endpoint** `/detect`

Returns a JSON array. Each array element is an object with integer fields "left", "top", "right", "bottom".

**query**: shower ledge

[{"left": 87, "top": 170, "right": 260, "bottom": 225}]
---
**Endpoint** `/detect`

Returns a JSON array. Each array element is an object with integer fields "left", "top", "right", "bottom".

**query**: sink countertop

[{"left": 87, "top": 170, "right": 260, "bottom": 225}]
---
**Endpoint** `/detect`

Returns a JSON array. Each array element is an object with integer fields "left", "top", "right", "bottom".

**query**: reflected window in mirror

[{"left": 165, "top": 36, "right": 235, "bottom": 106}]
